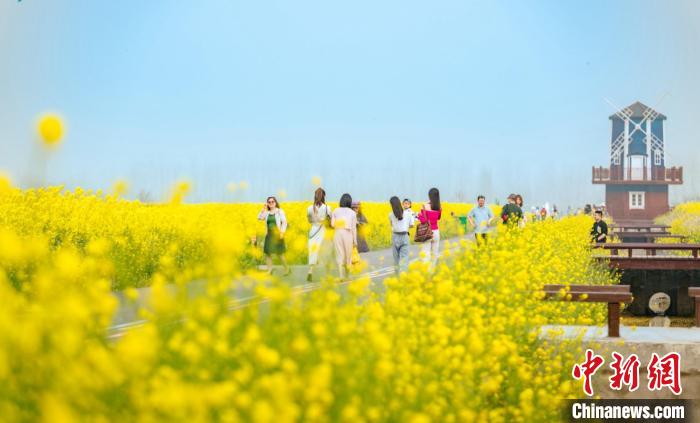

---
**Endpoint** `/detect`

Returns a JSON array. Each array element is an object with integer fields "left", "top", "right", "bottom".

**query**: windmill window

[
  {"left": 629, "top": 192, "right": 645, "bottom": 210},
  {"left": 654, "top": 150, "right": 661, "bottom": 166}
]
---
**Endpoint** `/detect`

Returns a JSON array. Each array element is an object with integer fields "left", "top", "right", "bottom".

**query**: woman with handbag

[
  {"left": 306, "top": 187, "right": 332, "bottom": 282},
  {"left": 416, "top": 187, "right": 442, "bottom": 269},
  {"left": 258, "top": 196, "right": 291, "bottom": 276},
  {"left": 331, "top": 193, "right": 357, "bottom": 281}
]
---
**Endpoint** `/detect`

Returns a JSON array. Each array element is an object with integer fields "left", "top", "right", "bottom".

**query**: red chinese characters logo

[
  {"left": 572, "top": 349, "right": 605, "bottom": 396},
  {"left": 647, "top": 352, "right": 682, "bottom": 395},
  {"left": 572, "top": 350, "right": 682, "bottom": 396},
  {"left": 609, "top": 352, "right": 640, "bottom": 391}
]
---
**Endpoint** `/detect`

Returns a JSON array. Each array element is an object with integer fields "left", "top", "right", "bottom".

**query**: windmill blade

[
  {"left": 611, "top": 131, "right": 625, "bottom": 153},
  {"left": 604, "top": 97, "right": 631, "bottom": 121},
  {"left": 644, "top": 91, "right": 670, "bottom": 121},
  {"left": 643, "top": 107, "right": 658, "bottom": 122},
  {"left": 650, "top": 132, "right": 664, "bottom": 152},
  {"left": 642, "top": 102, "right": 659, "bottom": 122},
  {"left": 652, "top": 91, "right": 670, "bottom": 111}
]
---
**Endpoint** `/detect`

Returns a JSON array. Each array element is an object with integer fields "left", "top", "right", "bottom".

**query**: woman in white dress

[{"left": 306, "top": 188, "right": 331, "bottom": 282}]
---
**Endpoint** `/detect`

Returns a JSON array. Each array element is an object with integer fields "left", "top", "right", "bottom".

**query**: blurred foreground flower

[
  {"left": 37, "top": 113, "right": 65, "bottom": 148},
  {"left": 0, "top": 171, "right": 13, "bottom": 195},
  {"left": 168, "top": 180, "right": 192, "bottom": 205},
  {"left": 111, "top": 179, "right": 129, "bottom": 198}
]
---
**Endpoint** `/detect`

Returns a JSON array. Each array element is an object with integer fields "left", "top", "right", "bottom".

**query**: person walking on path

[
  {"left": 258, "top": 196, "right": 290, "bottom": 275},
  {"left": 468, "top": 195, "right": 495, "bottom": 245},
  {"left": 402, "top": 199, "right": 414, "bottom": 218},
  {"left": 389, "top": 196, "right": 414, "bottom": 275},
  {"left": 331, "top": 193, "right": 358, "bottom": 280},
  {"left": 403, "top": 198, "right": 416, "bottom": 234},
  {"left": 591, "top": 210, "right": 608, "bottom": 244},
  {"left": 417, "top": 188, "right": 442, "bottom": 268},
  {"left": 306, "top": 187, "right": 332, "bottom": 282},
  {"left": 500, "top": 193, "right": 523, "bottom": 227},
  {"left": 352, "top": 201, "right": 370, "bottom": 253}
]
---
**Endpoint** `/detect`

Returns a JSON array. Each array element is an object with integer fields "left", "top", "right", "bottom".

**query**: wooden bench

[
  {"left": 612, "top": 232, "right": 686, "bottom": 243},
  {"left": 615, "top": 230, "right": 672, "bottom": 236},
  {"left": 690, "top": 287, "right": 700, "bottom": 327},
  {"left": 542, "top": 284, "right": 632, "bottom": 337},
  {"left": 600, "top": 243, "right": 700, "bottom": 259},
  {"left": 595, "top": 243, "right": 700, "bottom": 271},
  {"left": 611, "top": 224, "right": 670, "bottom": 233},
  {"left": 593, "top": 244, "right": 700, "bottom": 316}
]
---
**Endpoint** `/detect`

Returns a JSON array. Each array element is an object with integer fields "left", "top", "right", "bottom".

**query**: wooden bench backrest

[
  {"left": 602, "top": 243, "right": 700, "bottom": 250},
  {"left": 542, "top": 291, "right": 632, "bottom": 303},
  {"left": 543, "top": 284, "right": 630, "bottom": 293},
  {"left": 613, "top": 233, "right": 680, "bottom": 238},
  {"left": 542, "top": 285, "right": 632, "bottom": 303}
]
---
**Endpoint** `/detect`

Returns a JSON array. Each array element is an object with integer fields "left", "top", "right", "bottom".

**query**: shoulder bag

[{"left": 414, "top": 209, "right": 434, "bottom": 243}]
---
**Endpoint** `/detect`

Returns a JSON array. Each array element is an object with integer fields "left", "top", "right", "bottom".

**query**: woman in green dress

[{"left": 257, "top": 196, "right": 290, "bottom": 275}]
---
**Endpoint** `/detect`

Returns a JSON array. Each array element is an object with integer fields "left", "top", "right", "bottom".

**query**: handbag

[
  {"left": 351, "top": 246, "right": 361, "bottom": 264},
  {"left": 413, "top": 209, "right": 434, "bottom": 243},
  {"left": 324, "top": 206, "right": 333, "bottom": 229}
]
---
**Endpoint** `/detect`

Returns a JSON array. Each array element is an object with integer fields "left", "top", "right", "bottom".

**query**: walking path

[{"left": 108, "top": 232, "right": 478, "bottom": 339}]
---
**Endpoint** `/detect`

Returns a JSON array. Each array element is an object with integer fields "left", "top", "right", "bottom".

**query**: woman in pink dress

[{"left": 417, "top": 187, "right": 442, "bottom": 268}]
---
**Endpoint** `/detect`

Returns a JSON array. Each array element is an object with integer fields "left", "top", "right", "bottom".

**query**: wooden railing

[
  {"left": 610, "top": 224, "right": 670, "bottom": 232},
  {"left": 601, "top": 243, "right": 700, "bottom": 258},
  {"left": 592, "top": 166, "right": 683, "bottom": 184},
  {"left": 594, "top": 243, "right": 700, "bottom": 270}
]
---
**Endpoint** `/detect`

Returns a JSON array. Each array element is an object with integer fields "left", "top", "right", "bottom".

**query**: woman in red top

[{"left": 418, "top": 187, "right": 442, "bottom": 268}]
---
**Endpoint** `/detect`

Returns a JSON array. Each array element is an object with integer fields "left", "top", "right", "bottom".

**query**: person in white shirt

[
  {"left": 306, "top": 187, "right": 331, "bottom": 282},
  {"left": 389, "top": 196, "right": 415, "bottom": 275},
  {"left": 402, "top": 198, "right": 415, "bottom": 220},
  {"left": 331, "top": 193, "right": 357, "bottom": 280}
]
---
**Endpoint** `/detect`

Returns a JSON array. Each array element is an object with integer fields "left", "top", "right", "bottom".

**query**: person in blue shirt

[{"left": 468, "top": 195, "right": 495, "bottom": 244}]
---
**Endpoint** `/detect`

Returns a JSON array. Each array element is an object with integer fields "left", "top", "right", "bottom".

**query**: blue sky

[{"left": 1, "top": 0, "right": 699, "bottom": 207}]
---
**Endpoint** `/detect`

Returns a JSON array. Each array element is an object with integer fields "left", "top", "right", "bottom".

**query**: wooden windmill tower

[{"left": 592, "top": 101, "right": 683, "bottom": 222}]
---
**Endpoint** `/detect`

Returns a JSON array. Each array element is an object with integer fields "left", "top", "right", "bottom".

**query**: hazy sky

[{"left": 1, "top": 0, "right": 699, "bottom": 207}]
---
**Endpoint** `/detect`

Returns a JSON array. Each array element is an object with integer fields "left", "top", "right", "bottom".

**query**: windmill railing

[{"left": 592, "top": 166, "right": 683, "bottom": 184}]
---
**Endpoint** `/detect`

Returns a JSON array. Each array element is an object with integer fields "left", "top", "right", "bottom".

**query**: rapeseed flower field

[
  {"left": 658, "top": 201, "right": 700, "bottom": 242},
  {"left": 0, "top": 183, "right": 616, "bottom": 422},
  {"left": 0, "top": 185, "right": 490, "bottom": 289}
]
